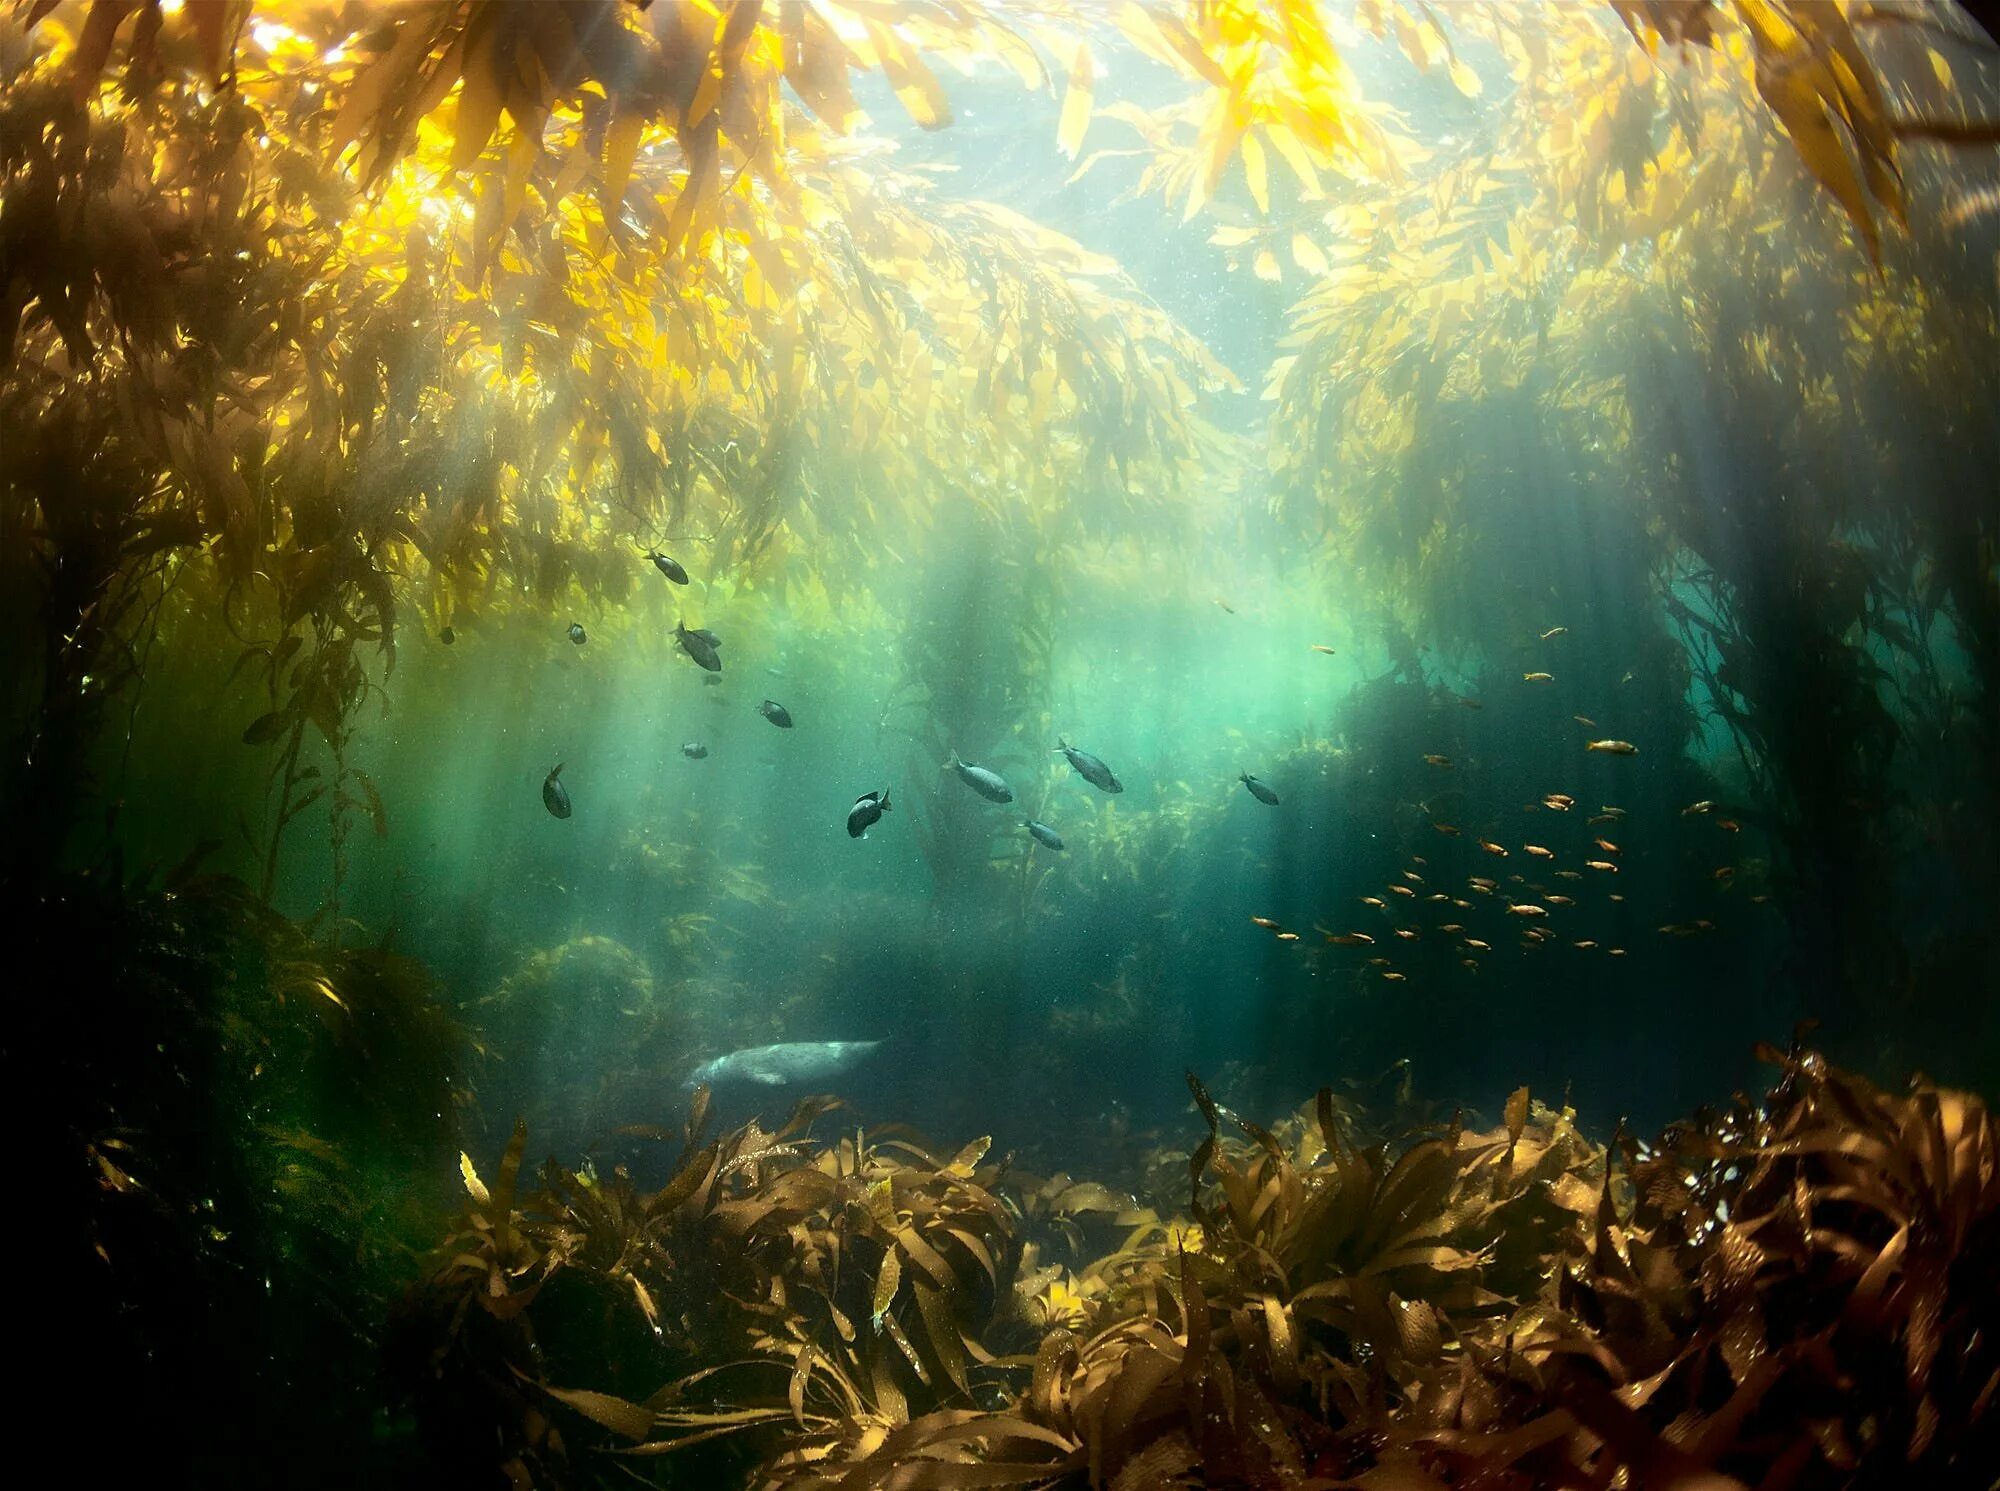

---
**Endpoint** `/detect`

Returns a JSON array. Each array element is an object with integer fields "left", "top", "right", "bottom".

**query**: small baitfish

[
  {"left": 1024, "top": 819, "right": 1064, "bottom": 851},
  {"left": 682, "top": 743, "right": 709, "bottom": 760},
  {"left": 1240, "top": 772, "right": 1280, "bottom": 805},
  {"left": 649, "top": 551, "right": 690, "bottom": 584},
  {"left": 848, "top": 789, "right": 891, "bottom": 838},
  {"left": 542, "top": 763, "right": 572, "bottom": 819},
  {"left": 758, "top": 699, "right": 794, "bottom": 728},
  {"left": 568, "top": 621, "right": 587, "bottom": 645},
  {"left": 676, "top": 621, "right": 722, "bottom": 672},
  {"left": 687, "top": 1040, "right": 884, "bottom": 1089},
  {"left": 1056, "top": 738, "right": 1122, "bottom": 793},
  {"left": 946, "top": 752, "right": 1012, "bottom": 803}
]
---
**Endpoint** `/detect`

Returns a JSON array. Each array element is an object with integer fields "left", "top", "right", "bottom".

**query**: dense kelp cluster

[{"left": 392, "top": 1044, "right": 1998, "bottom": 1490}]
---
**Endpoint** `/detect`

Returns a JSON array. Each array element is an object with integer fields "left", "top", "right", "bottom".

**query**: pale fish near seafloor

[{"left": 686, "top": 1040, "right": 885, "bottom": 1089}]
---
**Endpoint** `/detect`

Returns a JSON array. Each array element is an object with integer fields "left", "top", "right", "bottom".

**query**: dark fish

[
  {"left": 542, "top": 763, "right": 572, "bottom": 819},
  {"left": 703, "top": 673, "right": 724, "bottom": 687},
  {"left": 682, "top": 743, "right": 708, "bottom": 760},
  {"left": 1056, "top": 738, "right": 1122, "bottom": 793},
  {"left": 946, "top": 752, "right": 1012, "bottom": 803},
  {"left": 676, "top": 621, "right": 721, "bottom": 672},
  {"left": 758, "top": 699, "right": 794, "bottom": 728},
  {"left": 1240, "top": 772, "right": 1280, "bottom": 805},
  {"left": 439, "top": 625, "right": 455, "bottom": 645},
  {"left": 568, "top": 622, "right": 587, "bottom": 645},
  {"left": 1024, "top": 819, "right": 1065, "bottom": 851},
  {"left": 648, "top": 551, "right": 690, "bottom": 584},
  {"left": 848, "top": 788, "right": 891, "bottom": 838}
]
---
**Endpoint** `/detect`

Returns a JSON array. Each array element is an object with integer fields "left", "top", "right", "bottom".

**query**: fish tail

[
  {"left": 551, "top": 762, "right": 564, "bottom": 778},
  {"left": 1054, "top": 737, "right": 1068, "bottom": 753},
  {"left": 880, "top": 789, "right": 891, "bottom": 811},
  {"left": 942, "top": 751, "right": 958, "bottom": 771}
]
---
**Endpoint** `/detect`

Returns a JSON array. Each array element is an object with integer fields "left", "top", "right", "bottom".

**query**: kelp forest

[{"left": 4, "top": 1, "right": 2000, "bottom": 1487}]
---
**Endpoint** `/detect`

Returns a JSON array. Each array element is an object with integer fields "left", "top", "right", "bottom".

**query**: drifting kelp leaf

[
  {"left": 874, "top": 1245, "right": 903, "bottom": 1327},
  {"left": 1504, "top": 1085, "right": 1530, "bottom": 1161},
  {"left": 646, "top": 1141, "right": 718, "bottom": 1219},
  {"left": 539, "top": 1383, "right": 654, "bottom": 1442},
  {"left": 1057, "top": 40, "right": 1095, "bottom": 159},
  {"left": 460, "top": 1150, "right": 491, "bottom": 1208}
]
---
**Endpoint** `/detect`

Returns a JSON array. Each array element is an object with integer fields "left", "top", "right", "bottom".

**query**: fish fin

[
  {"left": 551, "top": 763, "right": 564, "bottom": 779},
  {"left": 880, "top": 789, "right": 891, "bottom": 811}
]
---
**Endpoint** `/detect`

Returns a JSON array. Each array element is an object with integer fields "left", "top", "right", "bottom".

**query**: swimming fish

[
  {"left": 1310, "top": 643, "right": 1337, "bottom": 655},
  {"left": 1056, "top": 739, "right": 1122, "bottom": 793},
  {"left": 686, "top": 1040, "right": 884, "bottom": 1090},
  {"left": 1423, "top": 754, "right": 1453, "bottom": 767},
  {"left": 1479, "top": 839, "right": 1510, "bottom": 857},
  {"left": 439, "top": 625, "right": 456, "bottom": 645},
  {"left": 1249, "top": 916, "right": 1282, "bottom": 930},
  {"left": 1523, "top": 671, "right": 1554, "bottom": 683},
  {"left": 1025, "top": 820, "right": 1065, "bottom": 851},
  {"left": 676, "top": 621, "right": 721, "bottom": 672},
  {"left": 1523, "top": 844, "right": 1554, "bottom": 858},
  {"left": 1507, "top": 903, "right": 1548, "bottom": 917},
  {"left": 542, "top": 763, "right": 572, "bottom": 819},
  {"left": 1542, "top": 794, "right": 1574, "bottom": 811},
  {"left": 1540, "top": 626, "right": 1568, "bottom": 640},
  {"left": 847, "top": 789, "right": 891, "bottom": 839},
  {"left": 682, "top": 742, "right": 709, "bottom": 759},
  {"left": 1240, "top": 773, "right": 1280, "bottom": 805},
  {"left": 1276, "top": 931, "right": 1301, "bottom": 943},
  {"left": 648, "top": 551, "right": 690, "bottom": 584},
  {"left": 946, "top": 753, "right": 1013, "bottom": 803},
  {"left": 568, "top": 622, "right": 587, "bottom": 645},
  {"left": 1585, "top": 739, "right": 1638, "bottom": 755},
  {"left": 758, "top": 699, "right": 794, "bottom": 728}
]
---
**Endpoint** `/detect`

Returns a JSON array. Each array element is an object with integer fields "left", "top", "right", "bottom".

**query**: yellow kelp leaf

[
  {"left": 1449, "top": 57, "right": 1482, "bottom": 98},
  {"left": 1753, "top": 45, "right": 1880, "bottom": 265},
  {"left": 867, "top": 21, "right": 953, "bottom": 130},
  {"left": 1242, "top": 130, "right": 1270, "bottom": 215},
  {"left": 460, "top": 1152, "right": 491, "bottom": 1207},
  {"left": 602, "top": 110, "right": 644, "bottom": 216},
  {"left": 1117, "top": 2, "right": 1229, "bottom": 87},
  {"left": 1291, "top": 232, "right": 1328, "bottom": 276},
  {"left": 1057, "top": 40, "right": 1094, "bottom": 159},
  {"left": 450, "top": 20, "right": 506, "bottom": 170},
  {"left": 1253, "top": 247, "right": 1281, "bottom": 282}
]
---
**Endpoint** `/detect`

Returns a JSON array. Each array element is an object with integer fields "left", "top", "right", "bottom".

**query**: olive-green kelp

[{"left": 393, "top": 1042, "right": 1997, "bottom": 1490}]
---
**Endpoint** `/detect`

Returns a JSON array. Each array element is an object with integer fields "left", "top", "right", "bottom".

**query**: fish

[
  {"left": 1325, "top": 932, "right": 1373, "bottom": 946},
  {"left": 1547, "top": 894, "right": 1575, "bottom": 906},
  {"left": 1586, "top": 860, "right": 1619, "bottom": 873},
  {"left": 1464, "top": 938, "right": 1492, "bottom": 951},
  {"left": 1507, "top": 903, "right": 1548, "bottom": 917},
  {"left": 1594, "top": 837, "right": 1620, "bottom": 854},
  {"left": 1395, "top": 929, "right": 1418, "bottom": 941},
  {"left": 1309, "top": 643, "right": 1337, "bottom": 655},
  {"left": 1555, "top": 870, "right": 1582, "bottom": 881},
  {"left": 686, "top": 1040, "right": 884, "bottom": 1090},
  {"left": 1682, "top": 800, "right": 1715, "bottom": 816},
  {"left": 568, "top": 621, "right": 588, "bottom": 645},
  {"left": 1361, "top": 896, "right": 1388, "bottom": 910},
  {"left": 1423, "top": 754, "right": 1453, "bottom": 768},
  {"left": 1025, "top": 820, "right": 1065, "bottom": 851},
  {"left": 1381, "top": 971, "right": 1407, "bottom": 983},
  {"left": 1585, "top": 739, "right": 1638, "bottom": 755},
  {"left": 1432, "top": 821, "right": 1462, "bottom": 836},
  {"left": 682, "top": 742, "right": 709, "bottom": 760},
  {"left": 439, "top": 625, "right": 456, "bottom": 645},
  {"left": 1524, "top": 845, "right": 1554, "bottom": 858},
  {"left": 648, "top": 551, "right": 690, "bottom": 584},
  {"left": 1716, "top": 818, "right": 1741, "bottom": 833},
  {"left": 1249, "top": 916, "right": 1282, "bottom": 930},
  {"left": 1389, "top": 885, "right": 1415, "bottom": 898},
  {"left": 1276, "top": 931, "right": 1301, "bottom": 943},
  {"left": 675, "top": 621, "right": 722, "bottom": 672},
  {"left": 1573, "top": 714, "right": 1597, "bottom": 727},
  {"left": 1713, "top": 866, "right": 1735, "bottom": 882},
  {"left": 946, "top": 753, "right": 1012, "bottom": 803},
  {"left": 1608, "top": 947, "right": 1627, "bottom": 957},
  {"left": 1468, "top": 876, "right": 1497, "bottom": 891},
  {"left": 1574, "top": 939, "right": 1597, "bottom": 949},
  {"left": 758, "top": 699, "right": 794, "bottom": 728},
  {"left": 1240, "top": 773, "right": 1280, "bottom": 805},
  {"left": 1542, "top": 794, "right": 1574, "bottom": 810},
  {"left": 1479, "top": 839, "right": 1509, "bottom": 857},
  {"left": 847, "top": 789, "right": 891, "bottom": 838},
  {"left": 1540, "top": 626, "right": 1568, "bottom": 640},
  {"left": 1213, "top": 597, "right": 1236, "bottom": 614},
  {"left": 542, "top": 763, "right": 572, "bottom": 819},
  {"left": 1401, "top": 870, "right": 1424, "bottom": 883},
  {"left": 1523, "top": 671, "right": 1554, "bottom": 683},
  {"left": 1055, "top": 739, "right": 1122, "bottom": 793}
]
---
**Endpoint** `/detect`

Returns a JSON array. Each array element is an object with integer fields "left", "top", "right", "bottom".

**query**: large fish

[
  {"left": 686, "top": 1040, "right": 884, "bottom": 1089},
  {"left": 1240, "top": 772, "right": 1280, "bottom": 805},
  {"left": 676, "top": 621, "right": 722, "bottom": 672},
  {"left": 542, "top": 763, "right": 572, "bottom": 818},
  {"left": 648, "top": 551, "right": 690, "bottom": 584},
  {"left": 1056, "top": 738, "right": 1122, "bottom": 793},
  {"left": 945, "top": 752, "right": 1012, "bottom": 803},
  {"left": 848, "top": 788, "right": 891, "bottom": 838}
]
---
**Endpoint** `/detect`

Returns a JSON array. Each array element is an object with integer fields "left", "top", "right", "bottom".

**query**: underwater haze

[{"left": 7, "top": 2, "right": 2000, "bottom": 1487}]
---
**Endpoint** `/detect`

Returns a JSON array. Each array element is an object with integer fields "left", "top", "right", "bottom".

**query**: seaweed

[{"left": 395, "top": 1043, "right": 1998, "bottom": 1490}]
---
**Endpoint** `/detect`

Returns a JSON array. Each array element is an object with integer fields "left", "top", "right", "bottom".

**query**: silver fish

[
  {"left": 848, "top": 788, "right": 891, "bottom": 838},
  {"left": 1024, "top": 819, "right": 1064, "bottom": 851},
  {"left": 687, "top": 1040, "right": 884, "bottom": 1089},
  {"left": 682, "top": 742, "right": 708, "bottom": 760},
  {"left": 1056, "top": 738, "right": 1122, "bottom": 793},
  {"left": 676, "top": 621, "right": 721, "bottom": 672},
  {"left": 946, "top": 752, "right": 1012, "bottom": 803},
  {"left": 1240, "top": 772, "right": 1280, "bottom": 806},
  {"left": 542, "top": 762, "right": 572, "bottom": 819}
]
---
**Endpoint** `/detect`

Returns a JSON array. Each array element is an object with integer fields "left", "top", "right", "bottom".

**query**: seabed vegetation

[{"left": 4, "top": 0, "right": 1999, "bottom": 1486}]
